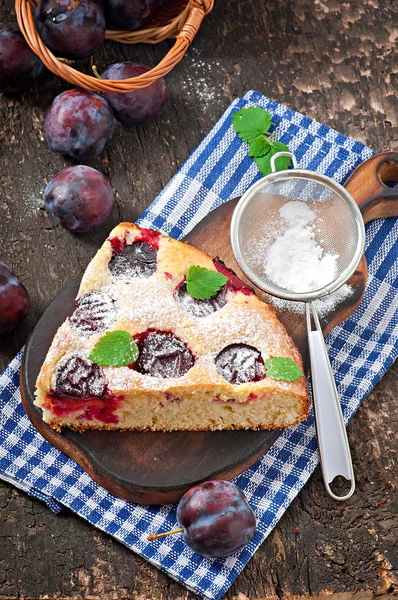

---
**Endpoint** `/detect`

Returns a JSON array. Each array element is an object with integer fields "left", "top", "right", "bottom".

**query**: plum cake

[{"left": 34, "top": 223, "right": 309, "bottom": 432}]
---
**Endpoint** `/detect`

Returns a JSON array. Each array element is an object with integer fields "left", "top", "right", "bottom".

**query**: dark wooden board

[
  {"left": 20, "top": 278, "right": 280, "bottom": 504},
  {"left": 20, "top": 152, "right": 398, "bottom": 504},
  {"left": 1, "top": 0, "right": 398, "bottom": 596}
]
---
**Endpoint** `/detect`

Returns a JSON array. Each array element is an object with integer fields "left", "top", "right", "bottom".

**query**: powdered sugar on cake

[
  {"left": 69, "top": 291, "right": 117, "bottom": 337},
  {"left": 107, "top": 276, "right": 180, "bottom": 332},
  {"left": 54, "top": 352, "right": 105, "bottom": 397},
  {"left": 108, "top": 241, "right": 157, "bottom": 280}
]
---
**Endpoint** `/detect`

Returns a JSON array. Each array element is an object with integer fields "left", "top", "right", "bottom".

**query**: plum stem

[
  {"left": 56, "top": 57, "right": 73, "bottom": 65},
  {"left": 92, "top": 64, "right": 102, "bottom": 80},
  {"left": 147, "top": 527, "right": 184, "bottom": 541}
]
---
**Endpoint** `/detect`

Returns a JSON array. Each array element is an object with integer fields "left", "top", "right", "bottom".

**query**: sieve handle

[
  {"left": 270, "top": 151, "right": 298, "bottom": 172},
  {"left": 306, "top": 303, "right": 355, "bottom": 501}
]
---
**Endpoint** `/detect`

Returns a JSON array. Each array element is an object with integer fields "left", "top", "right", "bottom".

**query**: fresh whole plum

[
  {"left": 44, "top": 165, "right": 114, "bottom": 232},
  {"left": 176, "top": 481, "right": 256, "bottom": 558},
  {"left": 35, "top": 0, "right": 106, "bottom": 60},
  {"left": 100, "top": 62, "right": 167, "bottom": 126},
  {"left": 0, "top": 28, "right": 43, "bottom": 93},
  {"left": 44, "top": 89, "right": 115, "bottom": 159},
  {"left": 103, "top": 0, "right": 163, "bottom": 31},
  {"left": 0, "top": 262, "right": 30, "bottom": 334}
]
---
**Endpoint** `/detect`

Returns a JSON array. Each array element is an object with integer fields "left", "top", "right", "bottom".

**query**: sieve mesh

[{"left": 231, "top": 173, "right": 365, "bottom": 301}]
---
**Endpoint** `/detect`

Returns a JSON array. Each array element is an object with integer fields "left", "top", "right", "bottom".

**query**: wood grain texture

[
  {"left": 0, "top": 0, "right": 397, "bottom": 597},
  {"left": 345, "top": 152, "right": 398, "bottom": 223}
]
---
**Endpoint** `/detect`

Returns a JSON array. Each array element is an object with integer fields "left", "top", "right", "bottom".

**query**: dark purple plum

[
  {"left": 175, "top": 282, "right": 227, "bottom": 318},
  {"left": 108, "top": 241, "right": 157, "bottom": 279},
  {"left": 104, "top": 0, "right": 162, "bottom": 31},
  {"left": 0, "top": 28, "right": 43, "bottom": 93},
  {"left": 0, "top": 262, "right": 30, "bottom": 334},
  {"left": 56, "top": 354, "right": 106, "bottom": 397},
  {"left": 35, "top": 0, "right": 106, "bottom": 60},
  {"left": 44, "top": 89, "right": 115, "bottom": 159},
  {"left": 43, "top": 165, "right": 114, "bottom": 232},
  {"left": 134, "top": 330, "right": 195, "bottom": 378},
  {"left": 176, "top": 481, "right": 256, "bottom": 558},
  {"left": 215, "top": 344, "right": 264, "bottom": 385},
  {"left": 100, "top": 62, "right": 167, "bottom": 126}
]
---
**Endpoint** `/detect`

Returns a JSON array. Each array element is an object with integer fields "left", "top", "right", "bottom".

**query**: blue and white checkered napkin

[{"left": 1, "top": 91, "right": 397, "bottom": 599}]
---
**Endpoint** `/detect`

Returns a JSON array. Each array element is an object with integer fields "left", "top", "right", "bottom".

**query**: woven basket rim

[{"left": 15, "top": 0, "right": 214, "bottom": 92}]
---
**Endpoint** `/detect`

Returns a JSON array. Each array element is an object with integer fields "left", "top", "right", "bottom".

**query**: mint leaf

[
  {"left": 265, "top": 357, "right": 303, "bottom": 381},
  {"left": 248, "top": 135, "right": 271, "bottom": 157},
  {"left": 253, "top": 153, "right": 273, "bottom": 177},
  {"left": 89, "top": 330, "right": 139, "bottom": 367},
  {"left": 232, "top": 106, "right": 272, "bottom": 142},
  {"left": 232, "top": 106, "right": 292, "bottom": 178},
  {"left": 254, "top": 142, "right": 292, "bottom": 176},
  {"left": 186, "top": 266, "right": 228, "bottom": 300}
]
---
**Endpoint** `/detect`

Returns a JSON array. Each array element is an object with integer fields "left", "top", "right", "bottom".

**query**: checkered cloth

[{"left": 1, "top": 91, "right": 397, "bottom": 600}]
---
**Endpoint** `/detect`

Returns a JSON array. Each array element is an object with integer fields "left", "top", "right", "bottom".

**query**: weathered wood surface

[{"left": 0, "top": 0, "right": 397, "bottom": 597}]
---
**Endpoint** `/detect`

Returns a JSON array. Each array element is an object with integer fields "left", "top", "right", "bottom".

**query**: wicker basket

[{"left": 15, "top": 0, "right": 214, "bottom": 92}]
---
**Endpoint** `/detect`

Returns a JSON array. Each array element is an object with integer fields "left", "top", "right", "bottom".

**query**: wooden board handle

[{"left": 344, "top": 151, "right": 398, "bottom": 224}]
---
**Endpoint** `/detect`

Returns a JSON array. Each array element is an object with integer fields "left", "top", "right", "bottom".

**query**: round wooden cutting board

[{"left": 21, "top": 152, "right": 398, "bottom": 504}]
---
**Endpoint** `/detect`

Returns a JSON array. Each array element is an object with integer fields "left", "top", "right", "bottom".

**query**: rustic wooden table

[{"left": 1, "top": 0, "right": 397, "bottom": 597}]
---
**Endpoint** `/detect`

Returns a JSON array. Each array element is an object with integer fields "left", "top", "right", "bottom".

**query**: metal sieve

[{"left": 231, "top": 152, "right": 365, "bottom": 501}]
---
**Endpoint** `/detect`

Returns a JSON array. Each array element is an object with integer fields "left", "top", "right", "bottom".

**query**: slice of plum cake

[{"left": 34, "top": 223, "right": 309, "bottom": 432}]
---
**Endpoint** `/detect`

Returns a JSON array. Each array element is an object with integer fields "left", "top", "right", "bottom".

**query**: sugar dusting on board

[
  {"left": 270, "top": 284, "right": 354, "bottom": 318},
  {"left": 263, "top": 201, "right": 339, "bottom": 293}
]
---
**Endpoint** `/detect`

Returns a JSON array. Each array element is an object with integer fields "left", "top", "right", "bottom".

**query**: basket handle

[
  {"left": 177, "top": 0, "right": 213, "bottom": 44},
  {"left": 189, "top": 0, "right": 214, "bottom": 15}
]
